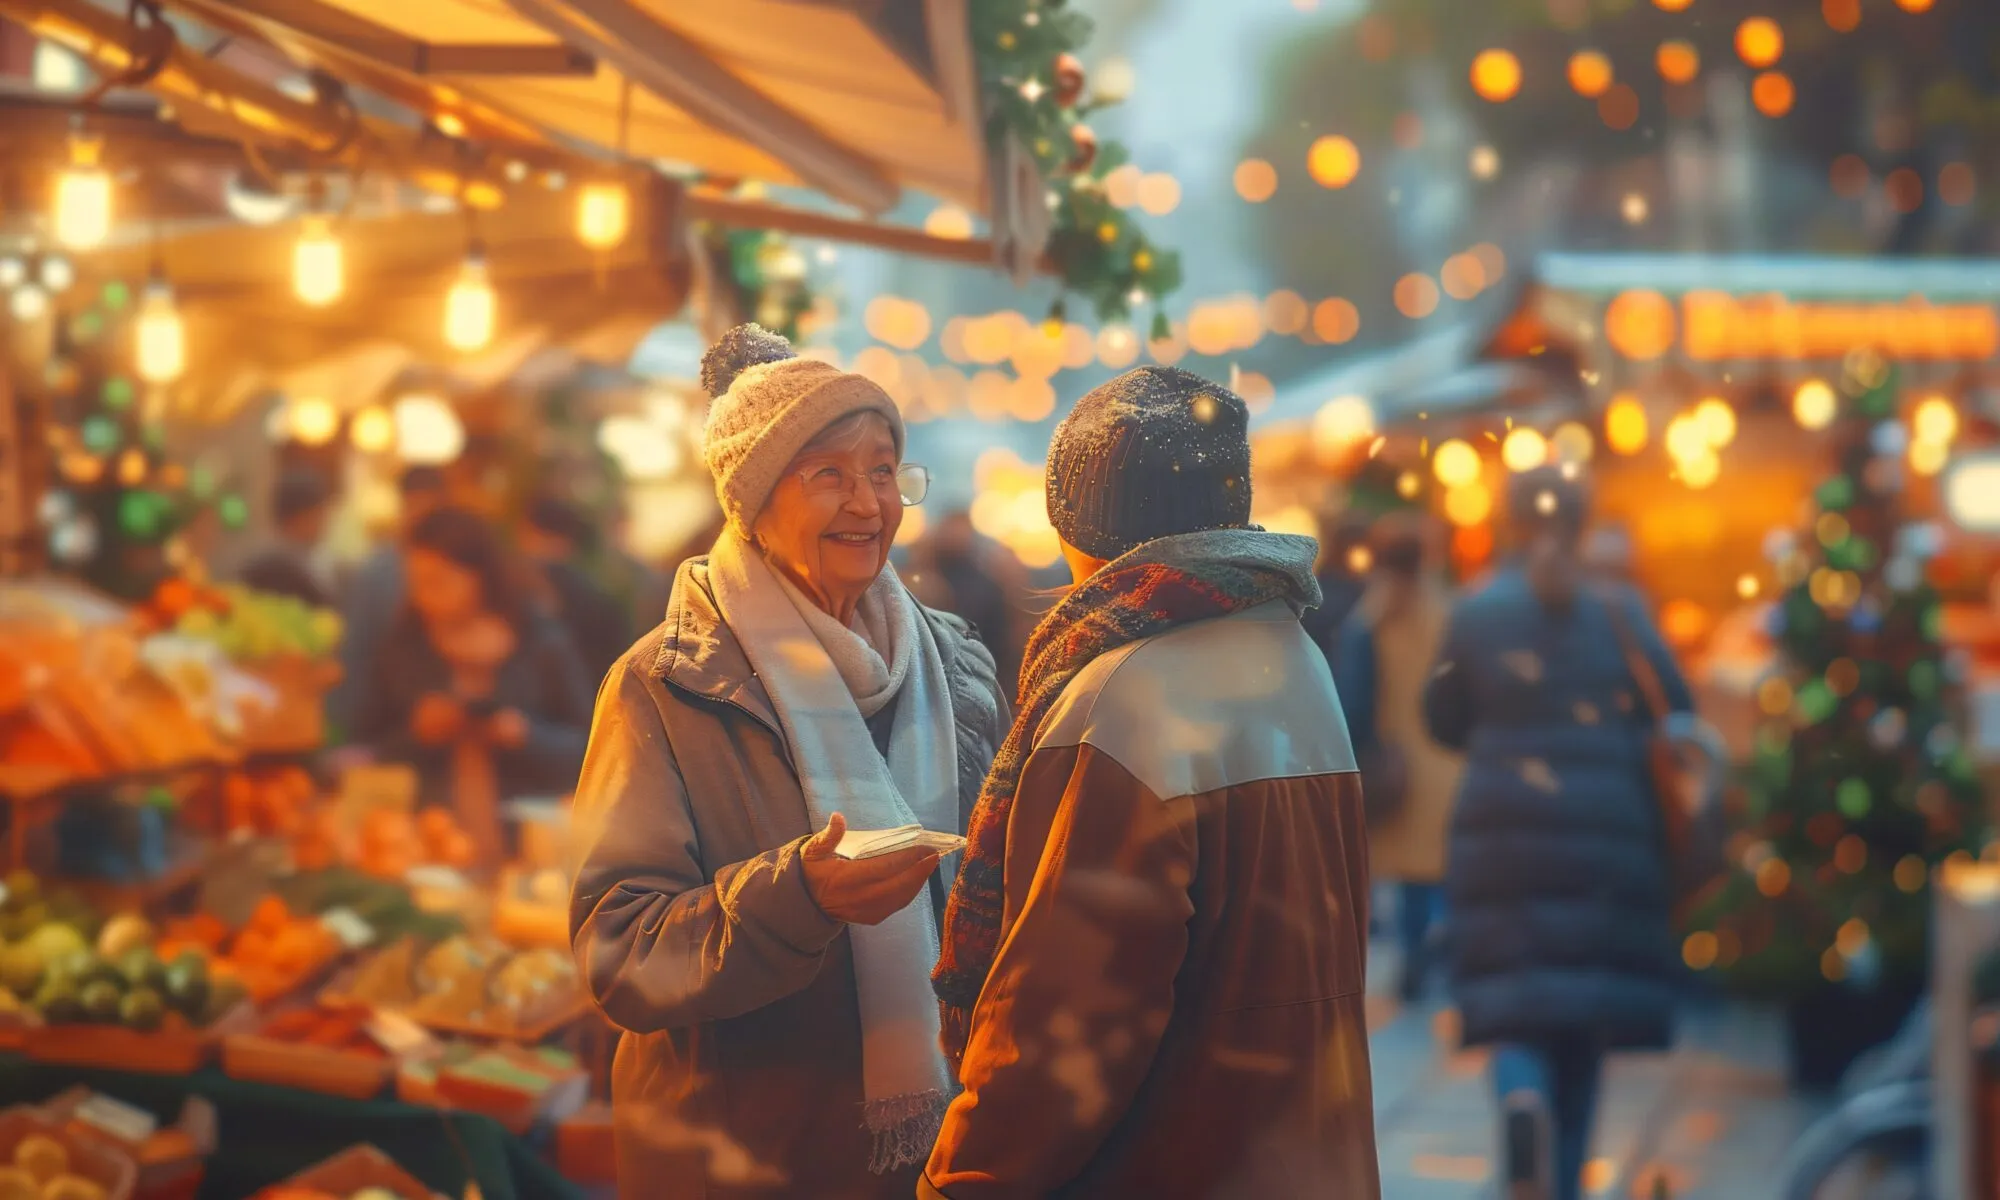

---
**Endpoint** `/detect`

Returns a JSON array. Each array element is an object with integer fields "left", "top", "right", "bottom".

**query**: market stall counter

[{"left": 0, "top": 1056, "right": 583, "bottom": 1200}]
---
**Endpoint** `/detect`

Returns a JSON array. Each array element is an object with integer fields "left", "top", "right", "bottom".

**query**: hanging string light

[
  {"left": 444, "top": 240, "right": 495, "bottom": 352},
  {"left": 577, "top": 80, "right": 634, "bottom": 254},
  {"left": 54, "top": 129, "right": 112, "bottom": 251},
  {"left": 293, "top": 213, "right": 344, "bottom": 307},
  {"left": 135, "top": 271, "right": 185, "bottom": 384}
]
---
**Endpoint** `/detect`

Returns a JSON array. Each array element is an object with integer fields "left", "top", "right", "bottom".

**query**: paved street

[{"left": 1366, "top": 948, "right": 1830, "bottom": 1200}]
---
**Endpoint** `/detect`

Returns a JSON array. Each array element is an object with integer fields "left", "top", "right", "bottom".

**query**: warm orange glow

[
  {"left": 1470, "top": 49, "right": 1523, "bottom": 103},
  {"left": 1682, "top": 931, "right": 1718, "bottom": 970},
  {"left": 1835, "top": 836, "right": 1868, "bottom": 874},
  {"left": 1308, "top": 136, "right": 1362, "bottom": 188},
  {"left": 1599, "top": 84, "right": 1641, "bottom": 131},
  {"left": 1756, "top": 858, "right": 1792, "bottom": 896},
  {"left": 1683, "top": 293, "right": 1999, "bottom": 361},
  {"left": 1823, "top": 0, "right": 1860, "bottom": 31},
  {"left": 1395, "top": 273, "right": 1441, "bottom": 319},
  {"left": 1313, "top": 298, "right": 1360, "bottom": 344},
  {"left": 1894, "top": 0, "right": 1934, "bottom": 11},
  {"left": 1470, "top": 242, "right": 1507, "bottom": 281},
  {"left": 1941, "top": 162, "right": 1976, "bottom": 207},
  {"left": 1605, "top": 289, "right": 1677, "bottom": 360},
  {"left": 1886, "top": 167, "right": 1924, "bottom": 213},
  {"left": 1752, "top": 72, "right": 1795, "bottom": 117},
  {"left": 1136, "top": 173, "right": 1182, "bottom": 215},
  {"left": 1660, "top": 600, "right": 1711, "bottom": 647},
  {"left": 1263, "top": 290, "right": 1309, "bottom": 336},
  {"left": 1653, "top": 0, "right": 1693, "bottom": 9},
  {"left": 1441, "top": 254, "right": 1487, "bottom": 301},
  {"left": 1234, "top": 159, "right": 1279, "bottom": 203},
  {"left": 1735, "top": 18, "right": 1784, "bottom": 68},
  {"left": 1830, "top": 154, "right": 1870, "bottom": 198},
  {"left": 1657, "top": 41, "right": 1700, "bottom": 85},
  {"left": 1568, "top": 51, "right": 1614, "bottom": 98},
  {"left": 1451, "top": 523, "right": 1495, "bottom": 566},
  {"left": 1443, "top": 482, "right": 1494, "bottom": 527},
  {"left": 1605, "top": 395, "right": 1649, "bottom": 455}
]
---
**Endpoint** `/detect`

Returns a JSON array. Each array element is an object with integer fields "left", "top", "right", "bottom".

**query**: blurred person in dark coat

[
  {"left": 904, "top": 510, "right": 1024, "bottom": 696},
  {"left": 1423, "top": 466, "right": 1691, "bottom": 1200},
  {"left": 1301, "top": 510, "right": 1374, "bottom": 665},
  {"left": 352, "top": 507, "right": 593, "bottom": 867},
  {"left": 239, "top": 470, "right": 336, "bottom": 609},
  {"left": 521, "top": 495, "right": 634, "bottom": 686},
  {"left": 332, "top": 466, "right": 448, "bottom": 736}
]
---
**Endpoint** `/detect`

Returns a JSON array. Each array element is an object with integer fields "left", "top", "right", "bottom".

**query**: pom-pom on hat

[
  {"left": 1045, "top": 365, "right": 1254, "bottom": 561},
  {"left": 698, "top": 324, "right": 905, "bottom": 535}
]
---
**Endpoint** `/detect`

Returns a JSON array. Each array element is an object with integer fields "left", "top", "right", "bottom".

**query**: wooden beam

[
  {"left": 684, "top": 189, "right": 1053, "bottom": 274},
  {"left": 0, "top": 0, "right": 512, "bottom": 207},
  {"left": 163, "top": 0, "right": 578, "bottom": 169},
  {"left": 210, "top": 0, "right": 596, "bottom": 77},
  {"left": 505, "top": 0, "right": 900, "bottom": 214}
]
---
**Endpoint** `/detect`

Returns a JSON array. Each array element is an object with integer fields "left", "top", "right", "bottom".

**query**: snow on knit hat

[
  {"left": 698, "top": 324, "right": 906, "bottom": 535},
  {"left": 1045, "top": 365, "right": 1253, "bottom": 561}
]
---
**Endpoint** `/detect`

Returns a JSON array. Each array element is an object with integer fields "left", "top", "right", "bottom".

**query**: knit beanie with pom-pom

[{"left": 698, "top": 324, "right": 906, "bottom": 535}]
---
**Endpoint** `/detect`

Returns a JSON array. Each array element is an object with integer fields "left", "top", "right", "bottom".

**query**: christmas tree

[
  {"left": 1684, "top": 357, "right": 1989, "bottom": 1003},
  {"left": 34, "top": 276, "right": 246, "bottom": 600}
]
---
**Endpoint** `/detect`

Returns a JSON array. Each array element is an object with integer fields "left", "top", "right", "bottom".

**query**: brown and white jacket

[{"left": 923, "top": 600, "right": 1382, "bottom": 1200}]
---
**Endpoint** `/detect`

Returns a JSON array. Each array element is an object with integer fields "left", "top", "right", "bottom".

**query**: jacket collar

[{"left": 652, "top": 558, "right": 782, "bottom": 734}]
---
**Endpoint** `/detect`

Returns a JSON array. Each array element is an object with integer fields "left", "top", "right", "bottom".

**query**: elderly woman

[{"left": 570, "top": 325, "right": 1008, "bottom": 1199}]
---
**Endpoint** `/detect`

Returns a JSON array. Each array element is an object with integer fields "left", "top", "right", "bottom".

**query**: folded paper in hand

[{"left": 834, "top": 824, "right": 967, "bottom": 861}]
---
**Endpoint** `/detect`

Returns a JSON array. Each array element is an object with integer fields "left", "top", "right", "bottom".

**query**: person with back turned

[{"left": 924, "top": 365, "right": 1381, "bottom": 1199}]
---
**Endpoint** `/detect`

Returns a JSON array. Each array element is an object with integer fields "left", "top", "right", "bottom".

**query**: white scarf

[{"left": 708, "top": 531, "right": 958, "bottom": 1173}]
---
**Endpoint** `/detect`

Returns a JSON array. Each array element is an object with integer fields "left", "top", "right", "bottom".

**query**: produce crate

[
  {"left": 555, "top": 1102, "right": 616, "bottom": 1186},
  {"left": 319, "top": 940, "right": 586, "bottom": 1045},
  {"left": 0, "top": 1105, "right": 138, "bottom": 1200},
  {"left": 220, "top": 1030, "right": 391, "bottom": 1101},
  {"left": 400, "top": 1046, "right": 588, "bottom": 1136},
  {"left": 41, "top": 1088, "right": 215, "bottom": 1200},
  {"left": 27, "top": 1002, "right": 257, "bottom": 1075},
  {"left": 259, "top": 1143, "right": 440, "bottom": 1200}
]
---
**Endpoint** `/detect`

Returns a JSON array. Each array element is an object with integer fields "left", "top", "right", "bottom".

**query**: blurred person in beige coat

[{"left": 1333, "top": 512, "right": 1463, "bottom": 1002}]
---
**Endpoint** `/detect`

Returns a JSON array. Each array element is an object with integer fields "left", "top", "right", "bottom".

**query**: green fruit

[
  {"left": 79, "top": 978, "right": 123, "bottom": 1023},
  {"left": 162, "top": 956, "right": 209, "bottom": 1015},
  {"left": 118, "top": 948, "right": 166, "bottom": 991},
  {"left": 33, "top": 980, "right": 81, "bottom": 1024},
  {"left": 119, "top": 986, "right": 164, "bottom": 1031},
  {"left": 23, "top": 922, "right": 85, "bottom": 963}
]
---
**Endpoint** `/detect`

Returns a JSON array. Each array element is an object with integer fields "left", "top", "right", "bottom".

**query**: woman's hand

[
  {"left": 486, "top": 708, "right": 531, "bottom": 749},
  {"left": 800, "top": 812, "right": 941, "bottom": 927},
  {"left": 411, "top": 693, "right": 467, "bottom": 745}
]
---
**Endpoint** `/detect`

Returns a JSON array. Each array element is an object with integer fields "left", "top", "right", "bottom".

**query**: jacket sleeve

[
  {"left": 923, "top": 744, "right": 1195, "bottom": 1200},
  {"left": 569, "top": 662, "right": 844, "bottom": 1033},
  {"left": 1617, "top": 587, "right": 1695, "bottom": 715},
  {"left": 1422, "top": 605, "right": 1475, "bottom": 752},
  {"left": 1331, "top": 614, "right": 1378, "bottom": 748}
]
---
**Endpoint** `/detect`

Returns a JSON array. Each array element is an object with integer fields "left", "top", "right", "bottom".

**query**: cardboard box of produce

[
  {"left": 251, "top": 1143, "right": 441, "bottom": 1200},
  {"left": 41, "top": 1089, "right": 214, "bottom": 1200},
  {"left": 221, "top": 1005, "right": 393, "bottom": 1101},
  {"left": 0, "top": 1104, "right": 137, "bottom": 1200}
]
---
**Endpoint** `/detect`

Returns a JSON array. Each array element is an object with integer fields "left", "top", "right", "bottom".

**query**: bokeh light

[
  {"left": 1793, "top": 379, "right": 1837, "bottom": 429},
  {"left": 1568, "top": 51, "right": 1613, "bottom": 98},
  {"left": 1433, "top": 439, "right": 1482, "bottom": 488},
  {"left": 1313, "top": 297, "right": 1360, "bottom": 343},
  {"left": 1736, "top": 18, "right": 1785, "bottom": 69},
  {"left": 1470, "top": 49, "right": 1523, "bottom": 103},
  {"left": 1308, "top": 136, "right": 1362, "bottom": 188},
  {"left": 1234, "top": 159, "right": 1278, "bottom": 203},
  {"left": 1501, "top": 427, "right": 1549, "bottom": 472},
  {"left": 1752, "top": 72, "right": 1795, "bottom": 117},
  {"left": 1394, "top": 274, "right": 1440, "bottom": 319},
  {"left": 1657, "top": 41, "right": 1700, "bottom": 85}
]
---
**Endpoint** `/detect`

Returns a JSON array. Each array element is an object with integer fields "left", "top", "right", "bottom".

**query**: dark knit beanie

[{"left": 1045, "top": 366, "right": 1253, "bottom": 561}]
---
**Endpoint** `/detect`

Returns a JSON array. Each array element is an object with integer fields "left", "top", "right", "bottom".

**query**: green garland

[
  {"left": 705, "top": 223, "right": 816, "bottom": 343},
  {"left": 972, "top": 0, "right": 1183, "bottom": 333}
]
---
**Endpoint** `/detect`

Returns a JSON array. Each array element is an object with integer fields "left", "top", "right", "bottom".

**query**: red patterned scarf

[{"left": 932, "top": 530, "right": 1320, "bottom": 1061}]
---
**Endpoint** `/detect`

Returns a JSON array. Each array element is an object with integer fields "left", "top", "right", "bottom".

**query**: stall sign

[{"left": 1682, "top": 292, "right": 2000, "bottom": 361}]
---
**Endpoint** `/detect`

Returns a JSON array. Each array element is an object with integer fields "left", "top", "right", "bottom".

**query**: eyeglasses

[{"left": 795, "top": 462, "right": 930, "bottom": 506}]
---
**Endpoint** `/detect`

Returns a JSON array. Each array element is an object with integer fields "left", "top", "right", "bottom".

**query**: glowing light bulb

[
  {"left": 1433, "top": 439, "right": 1482, "bottom": 488},
  {"left": 1501, "top": 427, "right": 1548, "bottom": 472},
  {"left": 350, "top": 406, "right": 395, "bottom": 454},
  {"left": 1794, "top": 379, "right": 1837, "bottom": 430},
  {"left": 576, "top": 181, "right": 631, "bottom": 251},
  {"left": 1913, "top": 395, "right": 1959, "bottom": 445},
  {"left": 287, "top": 396, "right": 340, "bottom": 446},
  {"left": 444, "top": 250, "right": 495, "bottom": 352},
  {"left": 1695, "top": 397, "right": 1738, "bottom": 448},
  {"left": 293, "top": 215, "right": 344, "bottom": 307},
  {"left": 135, "top": 278, "right": 185, "bottom": 385},
  {"left": 54, "top": 135, "right": 112, "bottom": 251}
]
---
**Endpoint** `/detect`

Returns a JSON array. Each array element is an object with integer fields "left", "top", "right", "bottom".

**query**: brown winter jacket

[
  {"left": 922, "top": 600, "right": 1382, "bottom": 1200},
  {"left": 568, "top": 560, "right": 1007, "bottom": 1200}
]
